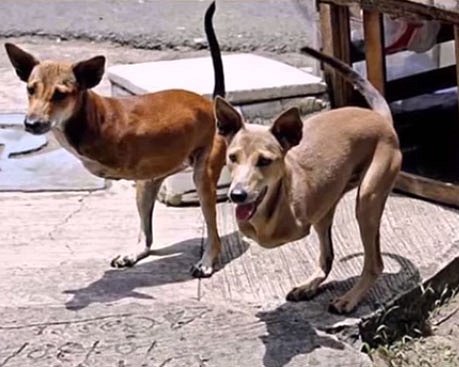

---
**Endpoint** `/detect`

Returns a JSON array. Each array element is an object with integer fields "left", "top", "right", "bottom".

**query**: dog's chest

[
  {"left": 52, "top": 128, "right": 121, "bottom": 179},
  {"left": 239, "top": 217, "right": 310, "bottom": 249},
  {"left": 52, "top": 128, "right": 190, "bottom": 180}
]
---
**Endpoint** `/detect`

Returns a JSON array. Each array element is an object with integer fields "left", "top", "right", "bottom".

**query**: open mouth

[{"left": 235, "top": 187, "right": 268, "bottom": 222}]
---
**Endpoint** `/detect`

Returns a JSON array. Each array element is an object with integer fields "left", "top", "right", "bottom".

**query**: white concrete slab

[
  {"left": 108, "top": 54, "right": 326, "bottom": 104},
  {"left": 0, "top": 148, "right": 106, "bottom": 192},
  {"left": 0, "top": 128, "right": 47, "bottom": 159},
  {"left": 0, "top": 112, "right": 25, "bottom": 127}
]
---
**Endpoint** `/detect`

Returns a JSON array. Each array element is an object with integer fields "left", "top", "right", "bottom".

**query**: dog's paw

[
  {"left": 190, "top": 261, "right": 214, "bottom": 278},
  {"left": 328, "top": 297, "right": 357, "bottom": 314},
  {"left": 110, "top": 254, "right": 137, "bottom": 268},
  {"left": 286, "top": 286, "right": 318, "bottom": 302}
]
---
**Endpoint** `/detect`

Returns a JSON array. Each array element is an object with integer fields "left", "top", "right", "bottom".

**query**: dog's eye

[
  {"left": 228, "top": 154, "right": 237, "bottom": 163},
  {"left": 52, "top": 90, "right": 67, "bottom": 101},
  {"left": 27, "top": 85, "right": 35, "bottom": 96},
  {"left": 256, "top": 156, "right": 273, "bottom": 167}
]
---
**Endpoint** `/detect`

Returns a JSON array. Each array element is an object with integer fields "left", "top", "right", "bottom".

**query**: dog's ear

[
  {"left": 270, "top": 107, "right": 303, "bottom": 151},
  {"left": 214, "top": 96, "right": 243, "bottom": 139},
  {"left": 4, "top": 43, "right": 39, "bottom": 82},
  {"left": 73, "top": 56, "right": 106, "bottom": 89}
]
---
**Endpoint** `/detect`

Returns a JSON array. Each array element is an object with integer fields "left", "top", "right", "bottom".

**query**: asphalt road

[{"left": 0, "top": 0, "right": 318, "bottom": 52}]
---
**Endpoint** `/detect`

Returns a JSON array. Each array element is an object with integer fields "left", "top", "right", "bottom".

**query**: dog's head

[
  {"left": 4, "top": 43, "right": 105, "bottom": 135},
  {"left": 215, "top": 97, "right": 303, "bottom": 222}
]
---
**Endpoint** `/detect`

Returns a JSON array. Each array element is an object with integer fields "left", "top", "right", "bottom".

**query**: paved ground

[
  {"left": 0, "top": 0, "right": 318, "bottom": 53},
  {"left": 0, "top": 181, "right": 376, "bottom": 367}
]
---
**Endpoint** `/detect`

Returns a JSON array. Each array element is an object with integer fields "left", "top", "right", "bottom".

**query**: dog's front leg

[
  {"left": 111, "top": 179, "right": 163, "bottom": 268},
  {"left": 190, "top": 144, "right": 225, "bottom": 277},
  {"left": 287, "top": 206, "right": 336, "bottom": 302}
]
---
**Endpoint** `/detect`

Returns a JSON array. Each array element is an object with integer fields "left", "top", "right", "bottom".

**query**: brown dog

[
  {"left": 5, "top": 2, "right": 226, "bottom": 277},
  {"left": 214, "top": 46, "right": 402, "bottom": 313}
]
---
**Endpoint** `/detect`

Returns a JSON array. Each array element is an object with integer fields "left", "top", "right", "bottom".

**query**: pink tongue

[{"left": 235, "top": 203, "right": 256, "bottom": 221}]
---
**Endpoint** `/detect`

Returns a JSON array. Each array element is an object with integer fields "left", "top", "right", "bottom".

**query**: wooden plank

[
  {"left": 395, "top": 171, "right": 459, "bottom": 208},
  {"left": 362, "top": 10, "right": 386, "bottom": 96},
  {"left": 318, "top": 0, "right": 459, "bottom": 25},
  {"left": 319, "top": 3, "right": 336, "bottom": 106},
  {"left": 318, "top": 3, "right": 353, "bottom": 107},
  {"left": 331, "top": 5, "right": 353, "bottom": 107},
  {"left": 455, "top": 25, "right": 459, "bottom": 116}
]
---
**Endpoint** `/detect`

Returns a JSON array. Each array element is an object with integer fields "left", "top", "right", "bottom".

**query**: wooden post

[
  {"left": 362, "top": 10, "right": 386, "bottom": 95},
  {"left": 319, "top": 3, "right": 352, "bottom": 108},
  {"left": 454, "top": 25, "right": 459, "bottom": 113}
]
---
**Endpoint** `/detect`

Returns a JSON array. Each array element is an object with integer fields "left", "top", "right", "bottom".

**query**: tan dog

[
  {"left": 214, "top": 46, "right": 402, "bottom": 313},
  {"left": 4, "top": 2, "right": 226, "bottom": 277}
]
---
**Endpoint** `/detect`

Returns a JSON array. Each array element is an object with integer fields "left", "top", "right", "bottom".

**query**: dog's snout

[
  {"left": 24, "top": 116, "right": 50, "bottom": 135},
  {"left": 229, "top": 187, "right": 248, "bottom": 203}
]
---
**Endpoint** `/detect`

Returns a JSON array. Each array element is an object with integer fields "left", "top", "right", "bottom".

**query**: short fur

[
  {"left": 215, "top": 46, "right": 402, "bottom": 313},
  {"left": 5, "top": 1, "right": 226, "bottom": 277}
]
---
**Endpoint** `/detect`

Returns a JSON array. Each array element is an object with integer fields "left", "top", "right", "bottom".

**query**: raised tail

[
  {"left": 204, "top": 1, "right": 225, "bottom": 99},
  {"left": 300, "top": 46, "right": 392, "bottom": 124}
]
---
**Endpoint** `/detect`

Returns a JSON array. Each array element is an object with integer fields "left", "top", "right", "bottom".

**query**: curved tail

[
  {"left": 204, "top": 1, "right": 225, "bottom": 98},
  {"left": 300, "top": 46, "right": 392, "bottom": 124}
]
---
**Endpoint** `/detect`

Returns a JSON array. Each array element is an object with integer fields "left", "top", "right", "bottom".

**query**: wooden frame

[
  {"left": 362, "top": 10, "right": 386, "bottom": 95},
  {"left": 319, "top": 3, "right": 354, "bottom": 107},
  {"left": 317, "top": 0, "right": 459, "bottom": 207},
  {"left": 319, "top": 0, "right": 459, "bottom": 25}
]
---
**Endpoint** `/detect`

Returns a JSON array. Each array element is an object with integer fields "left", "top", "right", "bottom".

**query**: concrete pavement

[
  {"left": 0, "top": 0, "right": 317, "bottom": 53},
  {"left": 0, "top": 182, "right": 373, "bottom": 367}
]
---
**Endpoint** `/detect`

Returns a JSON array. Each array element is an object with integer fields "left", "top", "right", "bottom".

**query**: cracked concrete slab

[
  {"left": 0, "top": 302, "right": 372, "bottom": 367},
  {"left": 1, "top": 180, "right": 459, "bottom": 366}
]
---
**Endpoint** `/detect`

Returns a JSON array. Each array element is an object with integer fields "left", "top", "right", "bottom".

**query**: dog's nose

[
  {"left": 229, "top": 188, "right": 248, "bottom": 203},
  {"left": 24, "top": 117, "right": 50, "bottom": 135}
]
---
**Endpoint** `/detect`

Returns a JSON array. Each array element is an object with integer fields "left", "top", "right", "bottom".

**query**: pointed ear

[
  {"left": 214, "top": 96, "right": 243, "bottom": 139},
  {"left": 73, "top": 56, "right": 105, "bottom": 89},
  {"left": 4, "top": 43, "right": 39, "bottom": 82},
  {"left": 270, "top": 107, "right": 303, "bottom": 151}
]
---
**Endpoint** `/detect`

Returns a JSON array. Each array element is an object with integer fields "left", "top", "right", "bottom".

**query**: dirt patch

[{"left": 371, "top": 292, "right": 459, "bottom": 367}]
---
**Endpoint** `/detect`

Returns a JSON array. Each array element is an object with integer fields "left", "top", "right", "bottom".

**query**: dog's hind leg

[
  {"left": 287, "top": 205, "right": 336, "bottom": 302},
  {"left": 329, "top": 147, "right": 401, "bottom": 314},
  {"left": 111, "top": 178, "right": 163, "bottom": 268},
  {"left": 191, "top": 135, "right": 226, "bottom": 277}
]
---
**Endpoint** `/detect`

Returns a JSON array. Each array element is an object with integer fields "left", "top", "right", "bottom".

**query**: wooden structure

[{"left": 317, "top": 0, "right": 459, "bottom": 207}]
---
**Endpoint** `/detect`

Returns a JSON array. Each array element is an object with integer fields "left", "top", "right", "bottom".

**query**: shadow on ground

[
  {"left": 257, "top": 252, "right": 421, "bottom": 367},
  {"left": 257, "top": 304, "right": 347, "bottom": 367},
  {"left": 64, "top": 232, "right": 248, "bottom": 310},
  {"left": 64, "top": 237, "right": 421, "bottom": 367}
]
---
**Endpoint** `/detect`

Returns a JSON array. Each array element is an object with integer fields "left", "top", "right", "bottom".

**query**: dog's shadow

[
  {"left": 64, "top": 232, "right": 248, "bottom": 311},
  {"left": 256, "top": 252, "right": 421, "bottom": 367},
  {"left": 256, "top": 304, "right": 346, "bottom": 367},
  {"left": 64, "top": 238, "right": 421, "bottom": 366}
]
